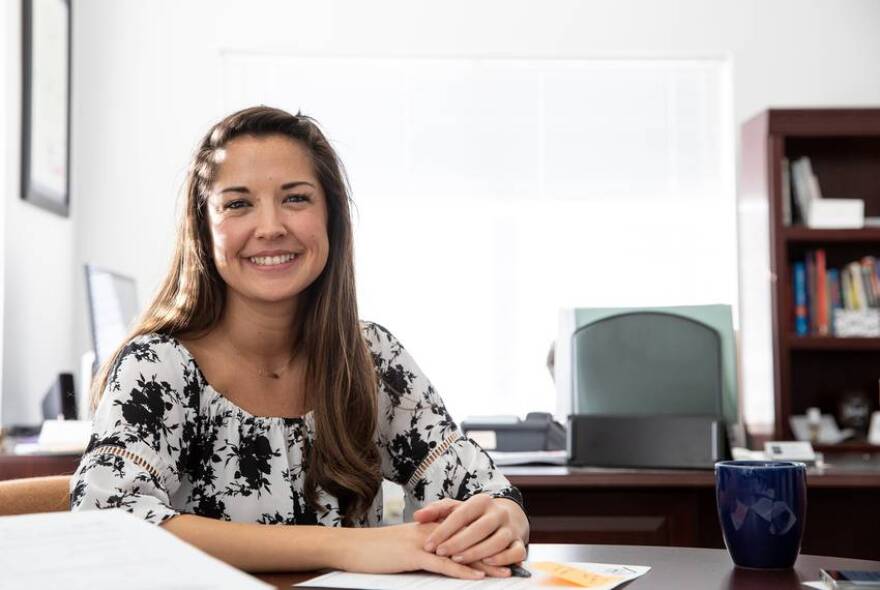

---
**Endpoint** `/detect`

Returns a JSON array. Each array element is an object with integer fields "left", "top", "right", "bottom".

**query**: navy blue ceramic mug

[{"left": 715, "top": 460, "right": 807, "bottom": 569}]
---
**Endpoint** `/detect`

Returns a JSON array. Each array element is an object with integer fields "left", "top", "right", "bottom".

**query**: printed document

[
  {"left": 299, "top": 561, "right": 650, "bottom": 590},
  {"left": 0, "top": 509, "right": 271, "bottom": 589}
]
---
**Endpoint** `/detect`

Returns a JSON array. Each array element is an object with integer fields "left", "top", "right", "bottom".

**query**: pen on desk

[{"left": 509, "top": 564, "right": 531, "bottom": 578}]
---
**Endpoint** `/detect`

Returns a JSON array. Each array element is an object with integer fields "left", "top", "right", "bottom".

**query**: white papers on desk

[
  {"left": 13, "top": 419, "right": 91, "bottom": 454},
  {"left": 299, "top": 561, "right": 650, "bottom": 590},
  {"left": 0, "top": 510, "right": 271, "bottom": 590}
]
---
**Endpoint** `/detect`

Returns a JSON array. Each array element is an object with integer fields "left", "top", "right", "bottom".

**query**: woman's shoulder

[
  {"left": 118, "top": 332, "right": 190, "bottom": 361},
  {"left": 97, "top": 333, "right": 202, "bottom": 422},
  {"left": 360, "top": 320, "right": 405, "bottom": 358},
  {"left": 110, "top": 332, "right": 195, "bottom": 381}
]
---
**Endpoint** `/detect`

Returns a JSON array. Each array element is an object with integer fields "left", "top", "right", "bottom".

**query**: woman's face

[{"left": 206, "top": 134, "right": 330, "bottom": 307}]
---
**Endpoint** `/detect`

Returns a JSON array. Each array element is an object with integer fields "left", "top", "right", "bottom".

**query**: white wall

[
  {"left": 0, "top": 0, "right": 10, "bottom": 425},
  {"left": 5, "top": 0, "right": 880, "bottom": 428},
  {"left": 1, "top": 0, "right": 76, "bottom": 426}
]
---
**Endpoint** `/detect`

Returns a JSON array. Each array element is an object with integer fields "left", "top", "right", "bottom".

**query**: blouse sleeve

[
  {"left": 364, "top": 322, "right": 524, "bottom": 518},
  {"left": 69, "top": 334, "right": 192, "bottom": 525}
]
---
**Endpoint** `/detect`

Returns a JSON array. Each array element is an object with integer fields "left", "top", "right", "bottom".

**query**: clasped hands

[
  {"left": 413, "top": 494, "right": 529, "bottom": 579},
  {"left": 342, "top": 494, "right": 528, "bottom": 579}
]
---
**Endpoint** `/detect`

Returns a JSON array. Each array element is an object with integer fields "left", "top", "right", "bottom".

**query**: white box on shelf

[
  {"left": 833, "top": 308, "right": 880, "bottom": 337},
  {"left": 806, "top": 198, "right": 864, "bottom": 229}
]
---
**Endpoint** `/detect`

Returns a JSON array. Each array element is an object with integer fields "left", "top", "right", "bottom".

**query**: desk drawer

[{"left": 520, "top": 487, "right": 719, "bottom": 548}]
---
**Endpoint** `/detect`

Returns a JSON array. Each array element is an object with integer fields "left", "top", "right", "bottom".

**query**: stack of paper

[{"left": 0, "top": 510, "right": 271, "bottom": 590}]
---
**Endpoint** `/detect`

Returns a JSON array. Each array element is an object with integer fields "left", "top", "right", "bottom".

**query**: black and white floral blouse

[{"left": 70, "top": 322, "right": 522, "bottom": 527}]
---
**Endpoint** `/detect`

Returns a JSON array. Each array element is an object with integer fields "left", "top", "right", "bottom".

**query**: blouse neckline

[{"left": 168, "top": 335, "right": 313, "bottom": 426}]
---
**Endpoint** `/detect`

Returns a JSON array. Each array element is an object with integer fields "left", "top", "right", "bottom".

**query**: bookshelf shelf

[
  {"left": 741, "top": 108, "right": 880, "bottom": 446},
  {"left": 787, "top": 335, "right": 880, "bottom": 351},
  {"left": 814, "top": 441, "right": 880, "bottom": 454},
  {"left": 783, "top": 227, "right": 880, "bottom": 243}
]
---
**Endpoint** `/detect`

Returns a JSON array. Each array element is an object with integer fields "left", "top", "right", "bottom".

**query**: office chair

[
  {"left": 0, "top": 475, "right": 70, "bottom": 516},
  {"left": 573, "top": 311, "right": 723, "bottom": 417},
  {"left": 566, "top": 305, "right": 738, "bottom": 468}
]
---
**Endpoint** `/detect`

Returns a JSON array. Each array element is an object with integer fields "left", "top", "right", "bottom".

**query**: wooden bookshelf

[
  {"left": 741, "top": 108, "right": 880, "bottom": 445},
  {"left": 783, "top": 227, "right": 880, "bottom": 242},
  {"left": 786, "top": 335, "right": 880, "bottom": 351}
]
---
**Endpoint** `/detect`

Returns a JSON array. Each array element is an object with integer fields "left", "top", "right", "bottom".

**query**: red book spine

[
  {"left": 806, "top": 251, "right": 816, "bottom": 334},
  {"left": 816, "top": 249, "right": 828, "bottom": 335}
]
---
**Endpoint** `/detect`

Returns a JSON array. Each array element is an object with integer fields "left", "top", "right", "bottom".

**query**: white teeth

[{"left": 249, "top": 254, "right": 295, "bottom": 266}]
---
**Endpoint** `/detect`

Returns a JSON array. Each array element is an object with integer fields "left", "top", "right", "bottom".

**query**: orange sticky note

[{"left": 529, "top": 562, "right": 623, "bottom": 588}]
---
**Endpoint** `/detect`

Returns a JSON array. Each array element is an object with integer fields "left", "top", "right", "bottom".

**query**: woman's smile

[{"left": 245, "top": 251, "right": 299, "bottom": 271}]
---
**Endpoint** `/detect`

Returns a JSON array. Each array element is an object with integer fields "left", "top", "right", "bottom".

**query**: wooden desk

[
  {"left": 505, "top": 458, "right": 880, "bottom": 561},
  {"left": 0, "top": 452, "right": 80, "bottom": 480},
  {"left": 258, "top": 544, "right": 880, "bottom": 589},
  {"left": 3, "top": 450, "right": 877, "bottom": 560}
]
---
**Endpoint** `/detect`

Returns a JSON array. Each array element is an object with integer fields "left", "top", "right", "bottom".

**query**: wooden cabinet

[
  {"left": 0, "top": 453, "right": 80, "bottom": 481},
  {"left": 4, "top": 453, "right": 880, "bottom": 561},
  {"left": 741, "top": 108, "right": 880, "bottom": 442},
  {"left": 506, "top": 465, "right": 880, "bottom": 561}
]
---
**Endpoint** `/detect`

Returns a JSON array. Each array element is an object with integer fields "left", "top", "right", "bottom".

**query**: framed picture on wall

[{"left": 21, "top": 0, "right": 72, "bottom": 217}]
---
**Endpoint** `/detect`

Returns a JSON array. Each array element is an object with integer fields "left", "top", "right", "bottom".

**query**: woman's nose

[{"left": 254, "top": 204, "right": 287, "bottom": 240}]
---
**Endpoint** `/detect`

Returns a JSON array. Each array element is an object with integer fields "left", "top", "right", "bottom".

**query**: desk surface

[
  {"left": 257, "top": 544, "right": 880, "bottom": 590},
  {"left": 3, "top": 451, "right": 879, "bottom": 561},
  {"left": 503, "top": 452, "right": 880, "bottom": 488}
]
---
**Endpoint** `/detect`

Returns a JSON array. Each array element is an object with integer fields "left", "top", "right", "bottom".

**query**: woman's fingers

[
  {"left": 440, "top": 512, "right": 505, "bottom": 559},
  {"left": 413, "top": 499, "right": 460, "bottom": 524},
  {"left": 419, "top": 553, "right": 485, "bottom": 580},
  {"left": 424, "top": 494, "right": 491, "bottom": 552},
  {"left": 470, "top": 560, "right": 512, "bottom": 578},
  {"left": 482, "top": 539, "right": 528, "bottom": 567},
  {"left": 450, "top": 526, "right": 514, "bottom": 564}
]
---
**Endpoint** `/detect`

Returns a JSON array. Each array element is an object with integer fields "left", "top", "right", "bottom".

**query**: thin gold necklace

[{"left": 226, "top": 338, "right": 296, "bottom": 380}]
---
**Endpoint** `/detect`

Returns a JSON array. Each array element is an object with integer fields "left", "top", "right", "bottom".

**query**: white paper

[
  {"left": 802, "top": 582, "right": 829, "bottom": 590},
  {"left": 0, "top": 510, "right": 271, "bottom": 590},
  {"left": 298, "top": 561, "right": 650, "bottom": 590}
]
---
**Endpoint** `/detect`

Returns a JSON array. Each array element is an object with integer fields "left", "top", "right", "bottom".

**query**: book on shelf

[
  {"left": 790, "top": 157, "right": 818, "bottom": 223},
  {"left": 828, "top": 268, "right": 842, "bottom": 314},
  {"left": 806, "top": 250, "right": 817, "bottom": 333},
  {"left": 793, "top": 261, "right": 809, "bottom": 336},
  {"left": 792, "top": 249, "right": 880, "bottom": 337},
  {"left": 787, "top": 156, "right": 864, "bottom": 229},
  {"left": 816, "top": 249, "right": 828, "bottom": 335},
  {"left": 864, "top": 256, "right": 880, "bottom": 306},
  {"left": 848, "top": 261, "right": 867, "bottom": 310},
  {"left": 781, "top": 157, "right": 793, "bottom": 225}
]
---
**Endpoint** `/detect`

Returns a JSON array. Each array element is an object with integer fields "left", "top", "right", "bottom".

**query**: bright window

[{"left": 223, "top": 56, "right": 735, "bottom": 421}]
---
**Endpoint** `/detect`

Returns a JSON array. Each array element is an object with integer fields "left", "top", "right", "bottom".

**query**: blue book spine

[
  {"left": 828, "top": 269, "right": 843, "bottom": 309},
  {"left": 794, "top": 261, "right": 809, "bottom": 336}
]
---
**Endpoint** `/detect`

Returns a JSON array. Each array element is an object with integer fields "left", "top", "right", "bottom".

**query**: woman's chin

[{"left": 236, "top": 289, "right": 304, "bottom": 307}]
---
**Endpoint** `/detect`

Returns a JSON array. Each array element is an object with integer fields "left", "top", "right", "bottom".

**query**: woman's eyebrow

[
  {"left": 219, "top": 186, "right": 250, "bottom": 195},
  {"left": 281, "top": 181, "right": 315, "bottom": 190},
  {"left": 218, "top": 181, "right": 315, "bottom": 194}
]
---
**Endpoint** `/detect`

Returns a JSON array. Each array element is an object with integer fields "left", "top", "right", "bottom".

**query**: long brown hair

[{"left": 91, "top": 106, "right": 381, "bottom": 523}]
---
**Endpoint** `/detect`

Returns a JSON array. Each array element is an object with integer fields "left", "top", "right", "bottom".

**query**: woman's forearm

[
  {"left": 162, "top": 513, "right": 349, "bottom": 572},
  {"left": 162, "top": 515, "right": 485, "bottom": 579}
]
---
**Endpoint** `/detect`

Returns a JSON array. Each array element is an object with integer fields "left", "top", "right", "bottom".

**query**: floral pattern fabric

[{"left": 70, "top": 322, "right": 522, "bottom": 527}]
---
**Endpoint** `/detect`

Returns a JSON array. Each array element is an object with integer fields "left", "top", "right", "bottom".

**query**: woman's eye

[
  {"left": 224, "top": 199, "right": 249, "bottom": 210},
  {"left": 284, "top": 194, "right": 310, "bottom": 204}
]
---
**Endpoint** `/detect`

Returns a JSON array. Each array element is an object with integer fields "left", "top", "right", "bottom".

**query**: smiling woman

[
  {"left": 68, "top": 106, "right": 529, "bottom": 577},
  {"left": 209, "top": 136, "right": 329, "bottom": 308}
]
